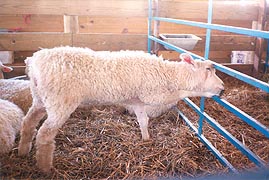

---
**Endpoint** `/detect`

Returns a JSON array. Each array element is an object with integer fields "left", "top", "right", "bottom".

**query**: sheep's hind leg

[
  {"left": 35, "top": 104, "right": 79, "bottom": 173},
  {"left": 132, "top": 105, "right": 150, "bottom": 140},
  {"left": 18, "top": 99, "right": 46, "bottom": 156}
]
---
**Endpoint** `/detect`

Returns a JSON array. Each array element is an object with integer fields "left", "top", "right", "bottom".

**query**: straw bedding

[{"left": 0, "top": 76, "right": 268, "bottom": 179}]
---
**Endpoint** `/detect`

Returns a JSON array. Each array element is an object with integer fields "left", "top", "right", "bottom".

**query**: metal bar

[
  {"left": 153, "top": 17, "right": 269, "bottom": 39},
  {"left": 214, "top": 63, "right": 269, "bottom": 93},
  {"left": 212, "top": 96, "right": 269, "bottom": 139},
  {"left": 266, "top": 40, "right": 269, "bottom": 73},
  {"left": 204, "top": 0, "right": 213, "bottom": 59},
  {"left": 148, "top": 35, "right": 269, "bottom": 93},
  {"left": 184, "top": 98, "right": 267, "bottom": 168},
  {"left": 197, "top": 0, "right": 213, "bottom": 136},
  {"left": 198, "top": 97, "right": 205, "bottom": 135},
  {"left": 147, "top": 0, "right": 153, "bottom": 53},
  {"left": 175, "top": 107, "right": 238, "bottom": 173},
  {"left": 152, "top": 0, "right": 160, "bottom": 54}
]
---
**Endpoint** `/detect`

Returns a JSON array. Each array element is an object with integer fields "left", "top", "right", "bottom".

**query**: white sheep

[
  {"left": 0, "top": 79, "right": 32, "bottom": 114},
  {"left": 0, "top": 62, "right": 32, "bottom": 114},
  {"left": 0, "top": 99, "right": 24, "bottom": 154},
  {"left": 0, "top": 61, "right": 13, "bottom": 79},
  {"left": 18, "top": 46, "right": 224, "bottom": 172}
]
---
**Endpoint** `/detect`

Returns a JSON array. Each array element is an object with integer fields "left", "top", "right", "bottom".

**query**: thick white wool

[{"left": 0, "top": 99, "right": 24, "bottom": 154}]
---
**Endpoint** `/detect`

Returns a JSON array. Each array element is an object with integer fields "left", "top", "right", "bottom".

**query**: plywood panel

[
  {"left": 0, "top": 33, "right": 72, "bottom": 51},
  {"left": 159, "top": 1, "right": 258, "bottom": 21},
  {"left": 73, "top": 34, "right": 147, "bottom": 51},
  {"left": 158, "top": 50, "right": 232, "bottom": 63},
  {"left": 0, "top": 0, "right": 148, "bottom": 16},
  {"left": 158, "top": 35, "right": 255, "bottom": 51},
  {"left": 79, "top": 16, "right": 253, "bottom": 35},
  {"left": 79, "top": 17, "right": 148, "bottom": 34},
  {"left": 0, "top": 0, "right": 258, "bottom": 21},
  {"left": 159, "top": 20, "right": 253, "bottom": 35},
  {"left": 0, "top": 15, "right": 63, "bottom": 32}
]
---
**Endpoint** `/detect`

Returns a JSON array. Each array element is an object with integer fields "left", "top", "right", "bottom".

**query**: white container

[
  {"left": 159, "top": 34, "right": 202, "bottom": 50},
  {"left": 231, "top": 51, "right": 255, "bottom": 64}
]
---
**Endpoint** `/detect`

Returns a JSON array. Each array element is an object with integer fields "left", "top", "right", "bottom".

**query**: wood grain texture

[
  {"left": 73, "top": 34, "right": 147, "bottom": 51},
  {"left": 0, "top": 15, "right": 63, "bottom": 32},
  {"left": 158, "top": 1, "right": 258, "bottom": 21},
  {"left": 0, "top": 0, "right": 148, "bottom": 16},
  {"left": 0, "top": 33, "right": 71, "bottom": 51},
  {"left": 0, "top": 0, "right": 258, "bottom": 21}
]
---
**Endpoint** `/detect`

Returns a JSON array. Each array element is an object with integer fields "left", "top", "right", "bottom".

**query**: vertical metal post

[
  {"left": 198, "top": 97, "right": 205, "bottom": 135},
  {"left": 204, "top": 0, "right": 213, "bottom": 59},
  {"left": 148, "top": 0, "right": 153, "bottom": 53},
  {"left": 266, "top": 40, "right": 269, "bottom": 73},
  {"left": 198, "top": 0, "right": 213, "bottom": 135},
  {"left": 153, "top": 0, "right": 160, "bottom": 54}
]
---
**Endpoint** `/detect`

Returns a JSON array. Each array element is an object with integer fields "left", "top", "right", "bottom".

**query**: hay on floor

[{"left": 0, "top": 77, "right": 268, "bottom": 179}]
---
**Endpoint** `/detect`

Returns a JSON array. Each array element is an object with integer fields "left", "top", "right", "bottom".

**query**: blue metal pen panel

[
  {"left": 153, "top": 17, "right": 269, "bottom": 39},
  {"left": 183, "top": 98, "right": 267, "bottom": 168},
  {"left": 149, "top": 35, "right": 269, "bottom": 93},
  {"left": 175, "top": 107, "right": 238, "bottom": 173},
  {"left": 212, "top": 96, "right": 269, "bottom": 139}
]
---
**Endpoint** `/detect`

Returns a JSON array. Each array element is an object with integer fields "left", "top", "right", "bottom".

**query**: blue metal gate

[{"left": 148, "top": 0, "right": 269, "bottom": 173}]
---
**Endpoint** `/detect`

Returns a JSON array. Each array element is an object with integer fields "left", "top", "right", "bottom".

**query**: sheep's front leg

[{"left": 132, "top": 105, "right": 150, "bottom": 140}]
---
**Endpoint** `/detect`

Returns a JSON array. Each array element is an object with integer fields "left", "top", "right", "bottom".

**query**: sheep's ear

[
  {"left": 1, "top": 65, "right": 13, "bottom": 73},
  {"left": 179, "top": 53, "right": 195, "bottom": 65}
]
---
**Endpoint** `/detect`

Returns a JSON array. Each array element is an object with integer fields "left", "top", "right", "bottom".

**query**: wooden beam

[
  {"left": 64, "top": 15, "right": 79, "bottom": 33},
  {"left": 0, "top": 15, "right": 64, "bottom": 32},
  {"left": 0, "top": 33, "right": 72, "bottom": 51},
  {"left": 158, "top": 35, "right": 255, "bottom": 51},
  {"left": 78, "top": 17, "right": 148, "bottom": 34},
  {"left": 159, "top": 1, "right": 259, "bottom": 21},
  {"left": 0, "top": 0, "right": 258, "bottom": 21},
  {"left": 157, "top": 50, "right": 233, "bottom": 64},
  {"left": 73, "top": 34, "right": 147, "bottom": 51},
  {"left": 0, "top": 0, "right": 148, "bottom": 16},
  {"left": 253, "top": 0, "right": 267, "bottom": 77}
]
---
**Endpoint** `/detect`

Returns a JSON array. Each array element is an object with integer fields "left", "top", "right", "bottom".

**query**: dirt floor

[{"left": 0, "top": 76, "right": 268, "bottom": 179}]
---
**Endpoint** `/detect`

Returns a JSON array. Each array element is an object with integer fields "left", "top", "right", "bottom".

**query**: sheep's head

[
  {"left": 179, "top": 53, "right": 224, "bottom": 98},
  {"left": 0, "top": 61, "right": 13, "bottom": 79}
]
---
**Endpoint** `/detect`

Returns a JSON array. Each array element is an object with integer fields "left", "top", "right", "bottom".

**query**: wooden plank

[
  {"left": 0, "top": 15, "right": 63, "bottom": 32},
  {"left": 73, "top": 34, "right": 147, "bottom": 51},
  {"left": 64, "top": 15, "right": 79, "bottom": 33},
  {"left": 221, "top": 63, "right": 254, "bottom": 76},
  {"left": 157, "top": 50, "right": 232, "bottom": 63},
  {"left": 0, "top": 33, "right": 72, "bottom": 51},
  {"left": 253, "top": 0, "right": 267, "bottom": 77},
  {"left": 159, "top": 1, "right": 259, "bottom": 21},
  {"left": 0, "top": 33, "right": 255, "bottom": 52},
  {"left": 0, "top": 0, "right": 258, "bottom": 21},
  {"left": 158, "top": 35, "right": 255, "bottom": 51},
  {"left": 79, "top": 17, "right": 148, "bottom": 34},
  {"left": 79, "top": 16, "right": 253, "bottom": 35},
  {"left": 0, "top": 0, "right": 148, "bottom": 16}
]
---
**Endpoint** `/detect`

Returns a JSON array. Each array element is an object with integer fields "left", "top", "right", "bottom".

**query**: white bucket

[{"left": 231, "top": 51, "right": 254, "bottom": 64}]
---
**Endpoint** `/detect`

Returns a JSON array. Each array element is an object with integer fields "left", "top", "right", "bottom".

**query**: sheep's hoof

[
  {"left": 142, "top": 136, "right": 150, "bottom": 141},
  {"left": 18, "top": 142, "right": 32, "bottom": 156},
  {"left": 38, "top": 165, "right": 53, "bottom": 174}
]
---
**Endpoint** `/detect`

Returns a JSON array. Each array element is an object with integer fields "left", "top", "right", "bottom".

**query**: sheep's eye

[{"left": 206, "top": 67, "right": 211, "bottom": 71}]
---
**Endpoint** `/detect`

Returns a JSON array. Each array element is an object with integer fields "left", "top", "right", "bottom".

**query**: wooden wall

[{"left": 0, "top": 0, "right": 264, "bottom": 77}]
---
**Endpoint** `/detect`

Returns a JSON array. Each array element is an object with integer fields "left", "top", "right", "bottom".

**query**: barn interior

[{"left": 0, "top": 0, "right": 268, "bottom": 179}]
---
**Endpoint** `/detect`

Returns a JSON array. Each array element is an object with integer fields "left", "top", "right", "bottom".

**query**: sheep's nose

[{"left": 219, "top": 89, "right": 225, "bottom": 97}]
